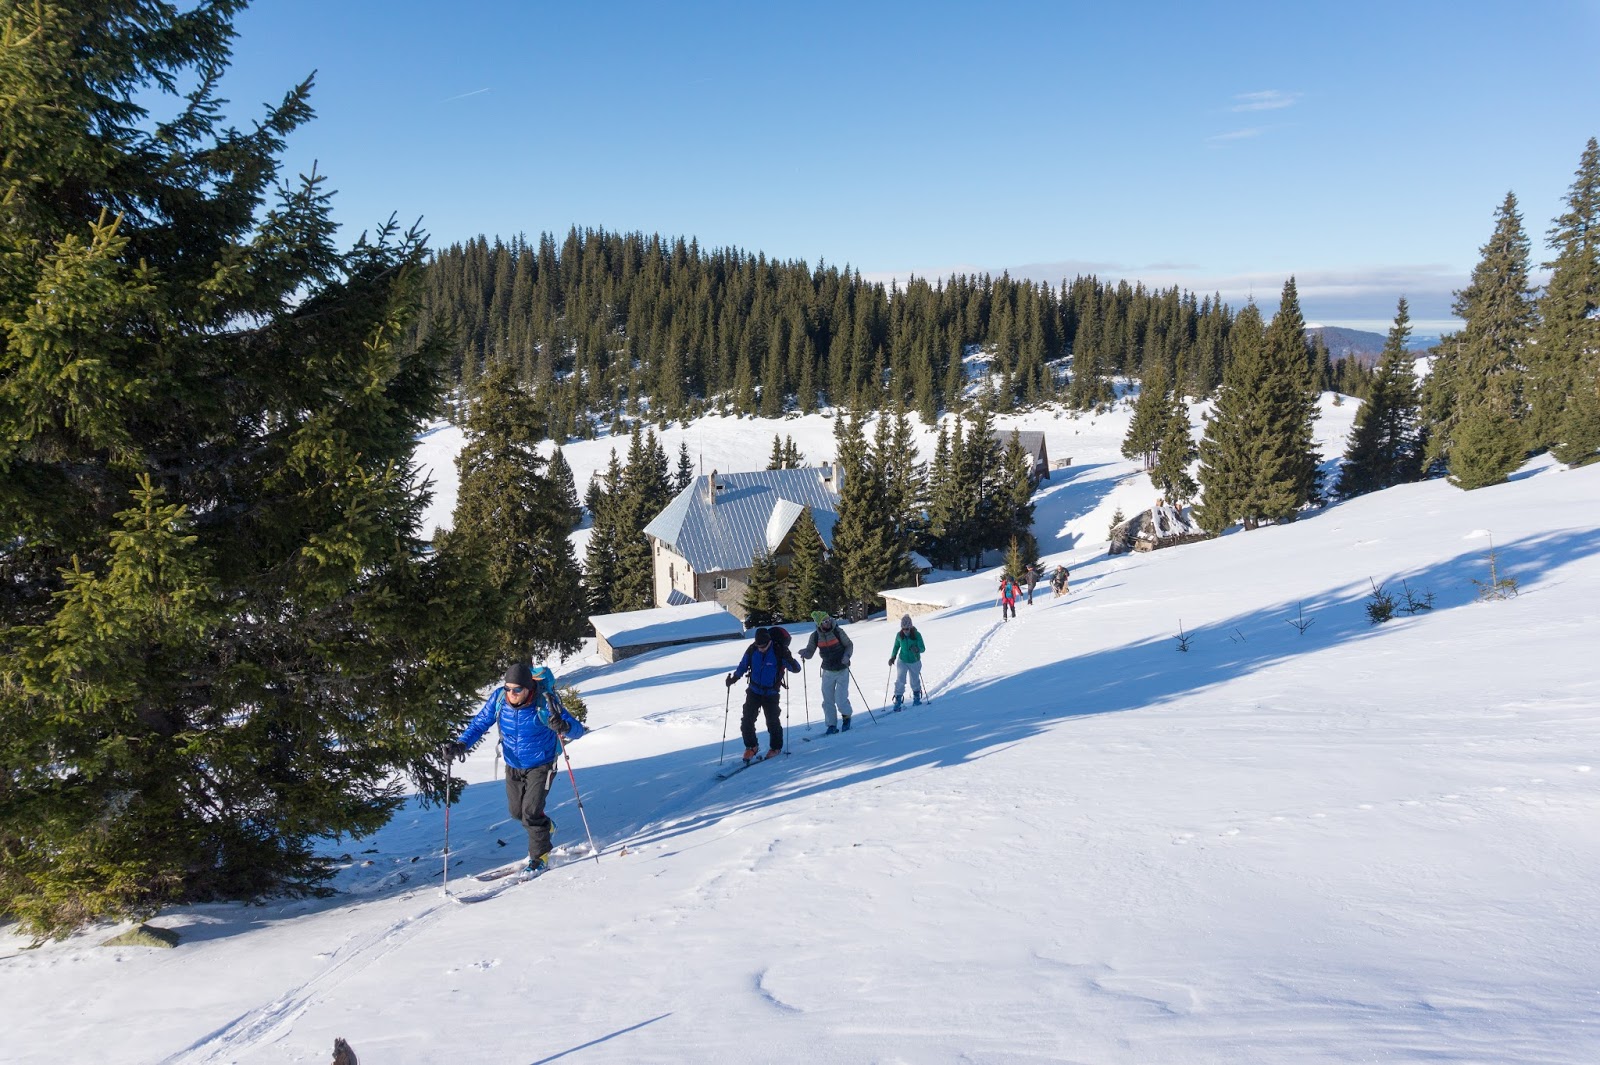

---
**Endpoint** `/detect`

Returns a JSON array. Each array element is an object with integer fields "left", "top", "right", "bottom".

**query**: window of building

[{"left": 713, "top": 576, "right": 728, "bottom": 591}]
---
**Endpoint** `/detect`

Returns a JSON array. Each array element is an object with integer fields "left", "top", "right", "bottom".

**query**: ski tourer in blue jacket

[
  {"left": 730, "top": 638, "right": 800, "bottom": 696},
  {"left": 449, "top": 663, "right": 587, "bottom": 870},
  {"left": 455, "top": 664, "right": 586, "bottom": 770},
  {"left": 725, "top": 627, "right": 800, "bottom": 759}
]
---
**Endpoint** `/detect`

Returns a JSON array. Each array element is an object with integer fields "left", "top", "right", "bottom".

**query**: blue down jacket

[
  {"left": 732, "top": 642, "right": 800, "bottom": 696},
  {"left": 457, "top": 684, "right": 586, "bottom": 771}
]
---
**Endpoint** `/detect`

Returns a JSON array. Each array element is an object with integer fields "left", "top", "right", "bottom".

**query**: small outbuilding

[
  {"left": 589, "top": 602, "right": 747, "bottom": 664},
  {"left": 1108, "top": 504, "right": 1211, "bottom": 555},
  {"left": 990, "top": 429, "right": 1052, "bottom": 484},
  {"left": 879, "top": 584, "right": 950, "bottom": 623}
]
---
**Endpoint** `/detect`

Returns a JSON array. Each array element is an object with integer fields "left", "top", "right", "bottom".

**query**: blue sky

[{"left": 215, "top": 0, "right": 1600, "bottom": 331}]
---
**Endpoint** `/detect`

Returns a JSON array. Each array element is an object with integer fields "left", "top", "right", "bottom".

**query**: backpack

[
  {"left": 529, "top": 665, "right": 557, "bottom": 697},
  {"left": 769, "top": 625, "right": 792, "bottom": 652}
]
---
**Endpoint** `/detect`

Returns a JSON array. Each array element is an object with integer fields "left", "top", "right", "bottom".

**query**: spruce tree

[
  {"left": 1426, "top": 193, "right": 1537, "bottom": 482},
  {"left": 1150, "top": 387, "right": 1198, "bottom": 505},
  {"left": 0, "top": 2, "right": 494, "bottom": 937},
  {"left": 444, "top": 357, "right": 585, "bottom": 662},
  {"left": 1337, "top": 298, "right": 1423, "bottom": 497},
  {"left": 741, "top": 549, "right": 784, "bottom": 626},
  {"left": 609, "top": 426, "right": 668, "bottom": 611},
  {"left": 1534, "top": 139, "right": 1600, "bottom": 464},
  {"left": 1195, "top": 281, "right": 1319, "bottom": 529},
  {"left": 829, "top": 411, "right": 896, "bottom": 617},
  {"left": 1194, "top": 304, "right": 1266, "bottom": 533},
  {"left": 878, "top": 403, "right": 924, "bottom": 589},
  {"left": 546, "top": 446, "right": 583, "bottom": 532},
  {"left": 925, "top": 422, "right": 961, "bottom": 567},
  {"left": 782, "top": 509, "right": 833, "bottom": 620},
  {"left": 1449, "top": 390, "right": 1527, "bottom": 490},
  {"left": 674, "top": 440, "right": 696, "bottom": 493},
  {"left": 1122, "top": 359, "right": 1171, "bottom": 469},
  {"left": 999, "top": 430, "right": 1038, "bottom": 545},
  {"left": 582, "top": 451, "right": 623, "bottom": 614},
  {"left": 1257, "top": 277, "right": 1322, "bottom": 514}
]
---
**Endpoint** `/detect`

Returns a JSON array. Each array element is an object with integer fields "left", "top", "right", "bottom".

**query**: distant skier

[
  {"left": 726, "top": 627, "right": 800, "bottom": 761},
  {"left": 447, "top": 663, "right": 586, "bottom": 875},
  {"left": 887, "top": 614, "right": 926, "bottom": 711},
  {"left": 998, "top": 575, "right": 1019, "bottom": 621},
  {"left": 1023, "top": 562, "right": 1039, "bottom": 605},
  {"left": 1052, "top": 564, "right": 1070, "bottom": 597},
  {"left": 799, "top": 611, "right": 855, "bottom": 734}
]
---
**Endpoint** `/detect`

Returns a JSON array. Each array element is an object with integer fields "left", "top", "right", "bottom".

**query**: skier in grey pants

[
  {"left": 887, "top": 614, "right": 926, "bottom": 710},
  {"left": 800, "top": 611, "right": 855, "bottom": 734}
]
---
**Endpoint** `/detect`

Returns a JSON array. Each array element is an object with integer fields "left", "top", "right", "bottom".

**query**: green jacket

[{"left": 890, "top": 628, "right": 925, "bottom": 664}]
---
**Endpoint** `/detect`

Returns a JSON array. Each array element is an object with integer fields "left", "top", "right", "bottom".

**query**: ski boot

[
  {"left": 742, "top": 745, "right": 759, "bottom": 763},
  {"left": 893, "top": 697, "right": 903, "bottom": 712},
  {"left": 824, "top": 724, "right": 839, "bottom": 735},
  {"left": 912, "top": 691, "right": 922, "bottom": 706},
  {"left": 840, "top": 714, "right": 852, "bottom": 732}
]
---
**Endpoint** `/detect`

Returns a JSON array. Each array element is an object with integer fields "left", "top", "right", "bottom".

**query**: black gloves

[
  {"left": 725, "top": 674, "right": 737, "bottom": 688},
  {"left": 444, "top": 741, "right": 469, "bottom": 762},
  {"left": 551, "top": 714, "right": 571, "bottom": 736},
  {"left": 887, "top": 657, "right": 895, "bottom": 666}
]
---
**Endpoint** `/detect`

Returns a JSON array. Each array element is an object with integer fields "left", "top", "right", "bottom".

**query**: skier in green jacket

[{"left": 887, "top": 614, "right": 926, "bottom": 711}]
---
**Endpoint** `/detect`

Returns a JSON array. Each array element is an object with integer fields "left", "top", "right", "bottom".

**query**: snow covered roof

[
  {"left": 644, "top": 466, "right": 841, "bottom": 573},
  {"left": 879, "top": 585, "right": 952, "bottom": 608},
  {"left": 588, "top": 601, "right": 745, "bottom": 648}
]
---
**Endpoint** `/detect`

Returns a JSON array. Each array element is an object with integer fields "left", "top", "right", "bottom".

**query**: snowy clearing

[{"left": 6, "top": 399, "right": 1599, "bottom": 1065}]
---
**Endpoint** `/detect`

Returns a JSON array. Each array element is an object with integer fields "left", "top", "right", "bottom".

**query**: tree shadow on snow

[
  {"left": 180, "top": 525, "right": 1598, "bottom": 937},
  {"left": 549, "top": 525, "right": 1600, "bottom": 859}
]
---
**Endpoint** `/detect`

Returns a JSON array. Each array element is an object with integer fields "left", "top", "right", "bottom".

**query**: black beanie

[
  {"left": 753, "top": 627, "right": 771, "bottom": 646},
  {"left": 504, "top": 663, "right": 535, "bottom": 688}
]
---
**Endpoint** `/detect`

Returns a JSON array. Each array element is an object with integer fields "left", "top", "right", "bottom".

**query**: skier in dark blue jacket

[
  {"left": 447, "top": 663, "right": 586, "bottom": 873},
  {"left": 725, "top": 627, "right": 800, "bottom": 762}
]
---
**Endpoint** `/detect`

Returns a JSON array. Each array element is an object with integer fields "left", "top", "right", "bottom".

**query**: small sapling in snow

[{"left": 1365, "top": 578, "right": 1396, "bottom": 625}]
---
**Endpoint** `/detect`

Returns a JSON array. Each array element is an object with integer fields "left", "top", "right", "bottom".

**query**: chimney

[{"left": 705, "top": 469, "right": 720, "bottom": 506}]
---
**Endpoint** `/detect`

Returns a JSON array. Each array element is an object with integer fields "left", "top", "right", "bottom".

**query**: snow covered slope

[{"left": 5, "top": 403, "right": 1598, "bottom": 1065}]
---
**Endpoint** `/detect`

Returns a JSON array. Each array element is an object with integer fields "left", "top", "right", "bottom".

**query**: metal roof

[
  {"left": 644, "top": 466, "right": 841, "bottom": 573},
  {"left": 990, "top": 429, "right": 1047, "bottom": 460}
]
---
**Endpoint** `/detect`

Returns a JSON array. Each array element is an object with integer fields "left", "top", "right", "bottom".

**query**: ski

[
  {"left": 714, "top": 751, "right": 780, "bottom": 779},
  {"left": 448, "top": 844, "right": 594, "bottom": 904}
]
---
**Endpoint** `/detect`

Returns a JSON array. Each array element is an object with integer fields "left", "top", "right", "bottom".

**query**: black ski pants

[
  {"left": 506, "top": 761, "right": 557, "bottom": 861},
  {"left": 740, "top": 689, "right": 783, "bottom": 752}
]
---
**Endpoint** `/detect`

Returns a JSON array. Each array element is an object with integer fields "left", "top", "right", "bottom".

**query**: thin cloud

[
  {"left": 1231, "top": 89, "right": 1301, "bottom": 112},
  {"left": 1207, "top": 127, "right": 1264, "bottom": 143},
  {"left": 442, "top": 87, "right": 491, "bottom": 103}
]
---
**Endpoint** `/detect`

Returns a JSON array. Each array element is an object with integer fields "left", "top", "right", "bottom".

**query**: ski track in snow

[
  {"left": 927, "top": 558, "right": 1124, "bottom": 702},
  {"left": 158, "top": 901, "right": 454, "bottom": 1064}
]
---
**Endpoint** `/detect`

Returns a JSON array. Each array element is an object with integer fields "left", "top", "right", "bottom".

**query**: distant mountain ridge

[{"left": 1307, "top": 325, "right": 1435, "bottom": 363}]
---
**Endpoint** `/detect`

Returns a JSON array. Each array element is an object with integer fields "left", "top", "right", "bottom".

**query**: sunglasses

[{"left": 504, "top": 684, "right": 528, "bottom": 695}]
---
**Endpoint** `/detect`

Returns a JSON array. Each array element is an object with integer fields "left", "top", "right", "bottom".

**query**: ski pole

[
  {"left": 555, "top": 732, "right": 600, "bottom": 864},
  {"left": 441, "top": 754, "right": 453, "bottom": 897},
  {"left": 883, "top": 669, "right": 892, "bottom": 710},
  {"left": 783, "top": 680, "right": 792, "bottom": 755},
  {"left": 846, "top": 669, "right": 879, "bottom": 724},
  {"left": 802, "top": 663, "right": 811, "bottom": 730},
  {"left": 720, "top": 680, "right": 731, "bottom": 764}
]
